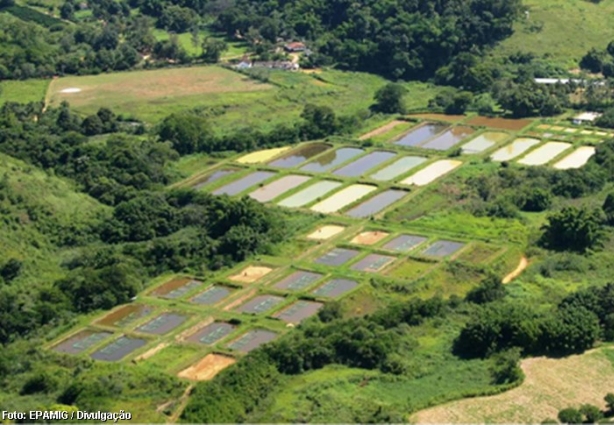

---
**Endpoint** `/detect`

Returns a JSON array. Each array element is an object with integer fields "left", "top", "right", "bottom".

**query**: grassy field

[
  {"left": 494, "top": 0, "right": 614, "bottom": 67},
  {"left": 45, "top": 65, "right": 441, "bottom": 132},
  {"left": 413, "top": 347, "right": 614, "bottom": 423},
  {"left": 46, "top": 66, "right": 274, "bottom": 122},
  {"left": 0, "top": 79, "right": 49, "bottom": 105}
]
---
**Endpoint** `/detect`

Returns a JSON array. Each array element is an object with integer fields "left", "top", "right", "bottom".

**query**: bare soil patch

[
  {"left": 350, "top": 231, "right": 389, "bottom": 246},
  {"left": 359, "top": 120, "right": 405, "bottom": 140},
  {"left": 229, "top": 266, "right": 273, "bottom": 283},
  {"left": 412, "top": 348, "right": 614, "bottom": 423},
  {"left": 306, "top": 225, "right": 345, "bottom": 240},
  {"left": 468, "top": 116, "right": 532, "bottom": 131},
  {"left": 177, "top": 354, "right": 236, "bottom": 381}
]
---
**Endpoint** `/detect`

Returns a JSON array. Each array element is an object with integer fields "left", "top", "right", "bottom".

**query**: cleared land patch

[
  {"left": 413, "top": 348, "right": 614, "bottom": 423},
  {"left": 178, "top": 353, "right": 236, "bottom": 381}
]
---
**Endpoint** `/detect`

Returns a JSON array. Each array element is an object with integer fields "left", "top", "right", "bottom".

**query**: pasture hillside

[
  {"left": 494, "top": 0, "right": 614, "bottom": 67},
  {"left": 412, "top": 347, "right": 614, "bottom": 423},
  {"left": 0, "top": 152, "right": 109, "bottom": 285}
]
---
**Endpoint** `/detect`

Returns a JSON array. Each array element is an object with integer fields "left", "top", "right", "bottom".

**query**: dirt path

[
  {"left": 168, "top": 384, "right": 194, "bottom": 423},
  {"left": 412, "top": 348, "right": 614, "bottom": 423},
  {"left": 359, "top": 120, "right": 405, "bottom": 140},
  {"left": 502, "top": 256, "right": 528, "bottom": 284}
]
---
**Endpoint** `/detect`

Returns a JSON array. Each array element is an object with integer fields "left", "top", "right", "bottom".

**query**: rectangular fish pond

[
  {"left": 310, "top": 184, "right": 377, "bottom": 213},
  {"left": 227, "top": 329, "right": 278, "bottom": 353},
  {"left": 273, "top": 270, "right": 324, "bottom": 291},
  {"left": 267, "top": 143, "right": 331, "bottom": 168},
  {"left": 190, "top": 285, "right": 234, "bottom": 306},
  {"left": 421, "top": 126, "right": 475, "bottom": 151},
  {"left": 53, "top": 330, "right": 113, "bottom": 355},
  {"left": 90, "top": 336, "right": 148, "bottom": 362},
  {"left": 491, "top": 138, "right": 540, "bottom": 162},
  {"left": 300, "top": 147, "right": 364, "bottom": 173},
  {"left": 553, "top": 146, "right": 596, "bottom": 170},
  {"left": 461, "top": 132, "right": 509, "bottom": 154},
  {"left": 345, "top": 190, "right": 407, "bottom": 218},
  {"left": 369, "top": 156, "right": 427, "bottom": 181},
  {"left": 212, "top": 171, "right": 275, "bottom": 196},
  {"left": 350, "top": 254, "right": 396, "bottom": 272},
  {"left": 273, "top": 301, "right": 323, "bottom": 324},
  {"left": 187, "top": 322, "right": 235, "bottom": 345},
  {"left": 249, "top": 174, "right": 311, "bottom": 203},
  {"left": 97, "top": 304, "right": 155, "bottom": 328},
  {"left": 192, "top": 168, "right": 237, "bottom": 190},
  {"left": 395, "top": 122, "right": 448, "bottom": 147},
  {"left": 517, "top": 141, "right": 572, "bottom": 166},
  {"left": 277, "top": 180, "right": 342, "bottom": 208},
  {"left": 383, "top": 234, "right": 428, "bottom": 253},
  {"left": 235, "top": 295, "right": 285, "bottom": 315},
  {"left": 314, "top": 248, "right": 360, "bottom": 266},
  {"left": 311, "top": 279, "right": 358, "bottom": 298},
  {"left": 400, "top": 160, "right": 462, "bottom": 186},
  {"left": 152, "top": 277, "right": 203, "bottom": 300},
  {"left": 135, "top": 313, "right": 188, "bottom": 335},
  {"left": 333, "top": 151, "right": 396, "bottom": 177},
  {"left": 421, "top": 240, "right": 466, "bottom": 258}
]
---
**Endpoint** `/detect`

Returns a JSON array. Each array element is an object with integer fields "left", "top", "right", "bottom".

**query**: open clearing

[
  {"left": 46, "top": 66, "right": 273, "bottom": 120},
  {"left": 178, "top": 353, "right": 236, "bottom": 381},
  {"left": 412, "top": 348, "right": 614, "bottom": 423},
  {"left": 229, "top": 266, "right": 274, "bottom": 283}
]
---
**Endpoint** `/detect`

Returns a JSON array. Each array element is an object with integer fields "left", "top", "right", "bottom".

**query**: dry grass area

[
  {"left": 47, "top": 66, "right": 272, "bottom": 110},
  {"left": 229, "top": 266, "right": 273, "bottom": 283},
  {"left": 412, "top": 348, "right": 614, "bottom": 423},
  {"left": 177, "top": 354, "right": 236, "bottom": 381}
]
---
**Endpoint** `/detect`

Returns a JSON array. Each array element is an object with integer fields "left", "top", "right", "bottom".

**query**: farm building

[
  {"left": 534, "top": 78, "right": 606, "bottom": 87},
  {"left": 571, "top": 112, "right": 602, "bottom": 125},
  {"left": 284, "top": 42, "right": 306, "bottom": 52}
]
